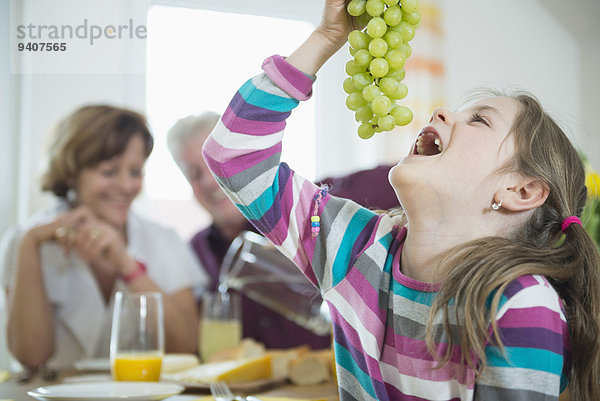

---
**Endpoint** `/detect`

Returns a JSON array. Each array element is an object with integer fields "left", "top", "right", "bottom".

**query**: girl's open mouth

[{"left": 413, "top": 128, "right": 443, "bottom": 156}]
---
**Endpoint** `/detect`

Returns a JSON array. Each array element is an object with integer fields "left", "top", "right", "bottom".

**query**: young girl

[{"left": 202, "top": 1, "right": 600, "bottom": 399}]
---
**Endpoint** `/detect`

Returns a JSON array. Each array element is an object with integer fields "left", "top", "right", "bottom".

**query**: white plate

[
  {"left": 62, "top": 373, "right": 112, "bottom": 383},
  {"left": 73, "top": 355, "right": 199, "bottom": 373},
  {"left": 27, "top": 381, "right": 185, "bottom": 401},
  {"left": 73, "top": 358, "right": 110, "bottom": 371}
]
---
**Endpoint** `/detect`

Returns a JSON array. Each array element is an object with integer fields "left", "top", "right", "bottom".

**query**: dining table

[{"left": 0, "top": 369, "right": 341, "bottom": 400}]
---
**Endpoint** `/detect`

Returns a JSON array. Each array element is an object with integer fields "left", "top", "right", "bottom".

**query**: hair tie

[{"left": 561, "top": 216, "right": 582, "bottom": 233}]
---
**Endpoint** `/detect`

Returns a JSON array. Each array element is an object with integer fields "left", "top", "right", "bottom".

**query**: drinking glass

[
  {"left": 110, "top": 291, "right": 164, "bottom": 381},
  {"left": 199, "top": 291, "right": 242, "bottom": 362}
]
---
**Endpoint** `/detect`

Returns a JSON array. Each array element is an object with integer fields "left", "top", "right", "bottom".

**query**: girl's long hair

[{"left": 424, "top": 91, "right": 600, "bottom": 400}]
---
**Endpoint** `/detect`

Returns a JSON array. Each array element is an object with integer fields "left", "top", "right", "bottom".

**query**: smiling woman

[
  {"left": 0, "top": 104, "right": 208, "bottom": 370},
  {"left": 73, "top": 136, "right": 147, "bottom": 229}
]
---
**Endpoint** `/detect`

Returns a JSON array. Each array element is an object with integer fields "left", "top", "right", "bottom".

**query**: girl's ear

[{"left": 497, "top": 176, "right": 550, "bottom": 212}]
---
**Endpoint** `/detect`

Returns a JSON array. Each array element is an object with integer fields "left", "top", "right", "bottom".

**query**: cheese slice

[
  {"left": 208, "top": 338, "right": 266, "bottom": 362},
  {"left": 196, "top": 397, "right": 326, "bottom": 401},
  {"left": 162, "top": 353, "right": 200, "bottom": 373},
  {"left": 163, "top": 355, "right": 272, "bottom": 383}
]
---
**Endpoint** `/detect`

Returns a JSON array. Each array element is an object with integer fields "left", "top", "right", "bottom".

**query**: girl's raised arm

[{"left": 202, "top": 2, "right": 389, "bottom": 293}]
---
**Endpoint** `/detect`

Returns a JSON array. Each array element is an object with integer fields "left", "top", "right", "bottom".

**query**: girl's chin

[{"left": 388, "top": 164, "right": 411, "bottom": 191}]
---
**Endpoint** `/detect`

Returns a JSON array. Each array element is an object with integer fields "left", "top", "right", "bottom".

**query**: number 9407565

[{"left": 17, "top": 42, "right": 66, "bottom": 51}]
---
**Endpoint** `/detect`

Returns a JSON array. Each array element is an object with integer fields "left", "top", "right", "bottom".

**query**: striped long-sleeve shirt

[{"left": 203, "top": 54, "right": 570, "bottom": 401}]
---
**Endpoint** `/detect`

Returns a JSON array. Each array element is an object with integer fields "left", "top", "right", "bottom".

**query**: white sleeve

[
  {"left": 154, "top": 228, "right": 209, "bottom": 297},
  {"left": 129, "top": 217, "right": 209, "bottom": 297}
]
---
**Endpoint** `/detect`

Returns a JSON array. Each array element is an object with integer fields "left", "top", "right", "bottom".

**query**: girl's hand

[
  {"left": 286, "top": 0, "right": 357, "bottom": 75},
  {"left": 315, "top": 0, "right": 356, "bottom": 54}
]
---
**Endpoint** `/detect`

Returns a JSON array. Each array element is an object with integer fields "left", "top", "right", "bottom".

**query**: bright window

[{"left": 140, "top": 5, "right": 316, "bottom": 238}]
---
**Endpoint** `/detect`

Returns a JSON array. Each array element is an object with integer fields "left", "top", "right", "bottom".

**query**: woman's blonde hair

[
  {"left": 423, "top": 90, "right": 600, "bottom": 400},
  {"left": 41, "top": 105, "right": 153, "bottom": 198}
]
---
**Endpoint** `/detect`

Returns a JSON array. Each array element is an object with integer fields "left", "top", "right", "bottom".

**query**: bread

[{"left": 287, "top": 350, "right": 333, "bottom": 385}]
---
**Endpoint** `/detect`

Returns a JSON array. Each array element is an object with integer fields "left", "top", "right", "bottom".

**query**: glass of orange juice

[
  {"left": 110, "top": 292, "right": 164, "bottom": 381},
  {"left": 199, "top": 290, "right": 241, "bottom": 362}
]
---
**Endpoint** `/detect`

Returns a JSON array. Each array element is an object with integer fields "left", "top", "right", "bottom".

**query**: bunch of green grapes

[{"left": 344, "top": 0, "right": 420, "bottom": 139}]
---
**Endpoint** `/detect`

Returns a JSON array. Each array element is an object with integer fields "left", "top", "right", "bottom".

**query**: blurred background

[{"left": 1, "top": 0, "right": 599, "bottom": 367}]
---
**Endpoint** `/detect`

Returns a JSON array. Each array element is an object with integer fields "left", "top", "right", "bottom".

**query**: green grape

[
  {"left": 389, "top": 82, "right": 408, "bottom": 99},
  {"left": 356, "top": 13, "right": 373, "bottom": 27},
  {"left": 397, "top": 21, "right": 416, "bottom": 42},
  {"left": 372, "top": 94, "right": 392, "bottom": 116},
  {"left": 346, "top": 60, "right": 366, "bottom": 75},
  {"left": 379, "top": 77, "right": 399, "bottom": 95},
  {"left": 389, "top": 21, "right": 401, "bottom": 32},
  {"left": 344, "top": 0, "right": 419, "bottom": 139},
  {"left": 387, "top": 68, "right": 406, "bottom": 81},
  {"left": 354, "top": 49, "right": 373, "bottom": 67},
  {"left": 362, "top": 84, "right": 380, "bottom": 102},
  {"left": 369, "top": 57, "right": 389, "bottom": 77},
  {"left": 366, "top": 17, "right": 387, "bottom": 38},
  {"left": 348, "top": 30, "right": 370, "bottom": 50},
  {"left": 368, "top": 38, "right": 388, "bottom": 58},
  {"left": 343, "top": 77, "right": 356, "bottom": 94},
  {"left": 383, "top": 5, "right": 402, "bottom": 27},
  {"left": 383, "top": 30, "right": 403, "bottom": 49},
  {"left": 352, "top": 72, "right": 373, "bottom": 90},
  {"left": 400, "top": 0, "right": 418, "bottom": 13},
  {"left": 347, "top": 0, "right": 366, "bottom": 16},
  {"left": 358, "top": 123, "right": 376, "bottom": 139},
  {"left": 365, "top": 0, "right": 385, "bottom": 17},
  {"left": 385, "top": 50, "right": 405, "bottom": 70},
  {"left": 346, "top": 92, "right": 367, "bottom": 110},
  {"left": 355, "top": 105, "right": 373, "bottom": 123},
  {"left": 377, "top": 115, "right": 396, "bottom": 131},
  {"left": 373, "top": 124, "right": 384, "bottom": 133},
  {"left": 403, "top": 11, "right": 421, "bottom": 26},
  {"left": 398, "top": 43, "right": 412, "bottom": 59},
  {"left": 391, "top": 105, "right": 413, "bottom": 126}
]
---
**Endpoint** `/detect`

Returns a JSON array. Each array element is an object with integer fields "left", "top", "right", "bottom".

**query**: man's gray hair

[{"left": 166, "top": 111, "right": 220, "bottom": 168}]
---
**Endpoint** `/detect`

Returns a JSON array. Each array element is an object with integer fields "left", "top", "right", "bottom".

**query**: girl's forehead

[{"left": 460, "top": 96, "right": 519, "bottom": 113}]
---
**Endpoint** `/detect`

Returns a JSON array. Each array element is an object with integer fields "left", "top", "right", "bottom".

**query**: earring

[
  {"left": 66, "top": 188, "right": 77, "bottom": 205},
  {"left": 491, "top": 199, "right": 503, "bottom": 210}
]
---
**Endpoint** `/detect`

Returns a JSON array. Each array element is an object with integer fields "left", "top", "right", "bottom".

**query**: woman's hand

[
  {"left": 51, "top": 206, "right": 130, "bottom": 274},
  {"left": 26, "top": 212, "right": 74, "bottom": 246}
]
